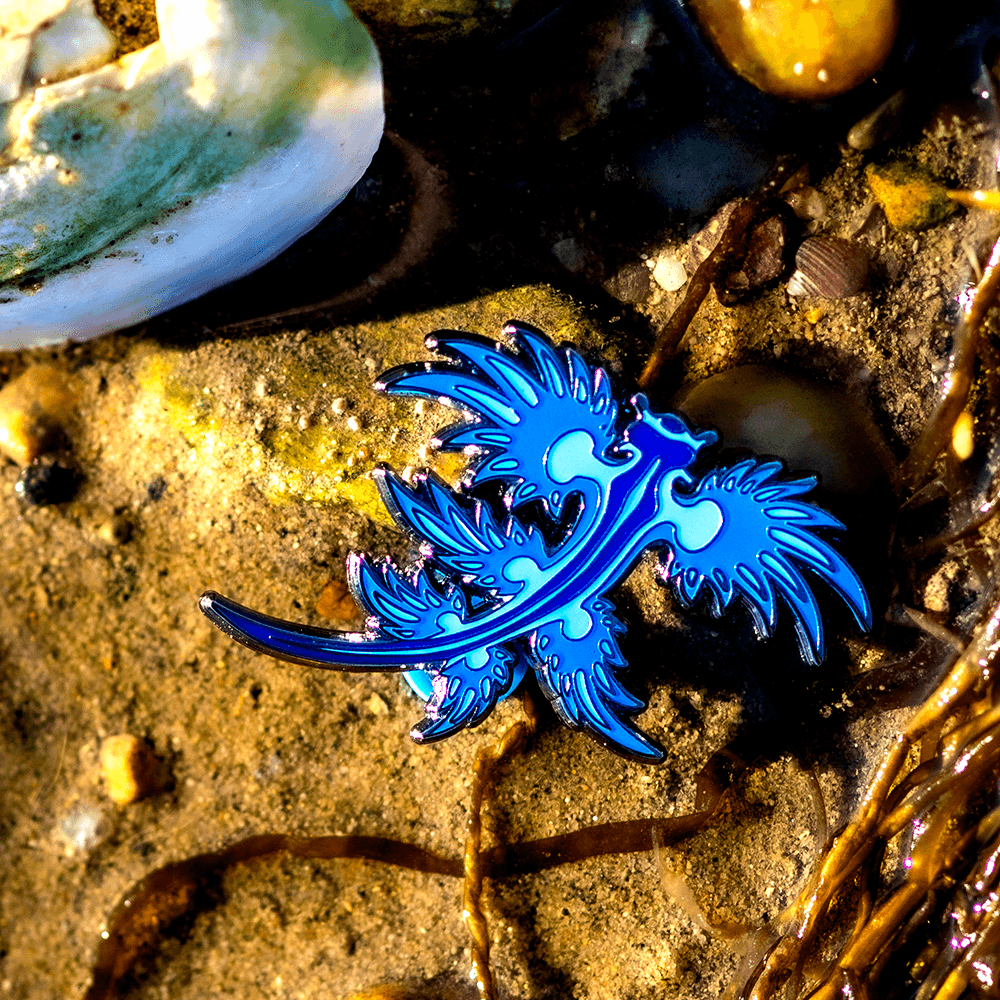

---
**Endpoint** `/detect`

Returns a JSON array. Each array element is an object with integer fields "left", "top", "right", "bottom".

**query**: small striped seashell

[{"left": 787, "top": 236, "right": 870, "bottom": 298}]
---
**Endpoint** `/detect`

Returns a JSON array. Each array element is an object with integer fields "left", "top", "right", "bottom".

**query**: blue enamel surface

[{"left": 200, "top": 322, "right": 872, "bottom": 762}]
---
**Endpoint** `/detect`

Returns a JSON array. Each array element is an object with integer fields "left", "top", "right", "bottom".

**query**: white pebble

[
  {"left": 331, "top": 397, "right": 348, "bottom": 416},
  {"left": 346, "top": 415, "right": 361, "bottom": 432},
  {"left": 651, "top": 253, "right": 687, "bottom": 292},
  {"left": 58, "top": 802, "right": 109, "bottom": 856}
]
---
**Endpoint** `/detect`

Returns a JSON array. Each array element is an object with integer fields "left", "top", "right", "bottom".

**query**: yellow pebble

[
  {"left": 100, "top": 735, "right": 168, "bottom": 805},
  {"left": 805, "top": 307, "right": 825, "bottom": 324},
  {"left": 0, "top": 365, "right": 76, "bottom": 465},
  {"left": 688, "top": 0, "right": 899, "bottom": 100},
  {"left": 865, "top": 161, "right": 957, "bottom": 231},
  {"left": 952, "top": 410, "right": 974, "bottom": 461}
]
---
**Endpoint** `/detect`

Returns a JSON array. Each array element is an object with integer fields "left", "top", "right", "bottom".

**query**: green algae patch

[
  {"left": 137, "top": 351, "right": 217, "bottom": 442},
  {"left": 132, "top": 284, "right": 597, "bottom": 528},
  {"left": 257, "top": 460, "right": 393, "bottom": 525},
  {"left": 258, "top": 416, "right": 467, "bottom": 523},
  {"left": 136, "top": 348, "right": 396, "bottom": 523},
  {"left": 260, "top": 421, "right": 396, "bottom": 525}
]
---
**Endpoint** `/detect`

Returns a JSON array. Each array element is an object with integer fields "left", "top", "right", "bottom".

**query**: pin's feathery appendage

[
  {"left": 377, "top": 322, "right": 621, "bottom": 517},
  {"left": 662, "top": 459, "right": 872, "bottom": 666}
]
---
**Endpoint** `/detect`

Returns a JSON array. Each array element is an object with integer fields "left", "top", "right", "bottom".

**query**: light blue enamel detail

[
  {"left": 200, "top": 323, "right": 873, "bottom": 762},
  {"left": 672, "top": 498, "right": 724, "bottom": 552}
]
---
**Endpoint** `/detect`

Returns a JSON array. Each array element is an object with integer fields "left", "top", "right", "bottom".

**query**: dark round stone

[{"left": 15, "top": 459, "right": 83, "bottom": 505}]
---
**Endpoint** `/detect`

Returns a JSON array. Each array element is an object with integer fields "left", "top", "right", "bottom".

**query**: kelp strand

[
  {"left": 742, "top": 573, "right": 1000, "bottom": 999},
  {"left": 901, "top": 232, "right": 1000, "bottom": 492},
  {"left": 84, "top": 835, "right": 462, "bottom": 1000}
]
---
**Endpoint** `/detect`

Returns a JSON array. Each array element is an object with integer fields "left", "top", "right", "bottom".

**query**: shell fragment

[{"left": 0, "top": 0, "right": 384, "bottom": 346}]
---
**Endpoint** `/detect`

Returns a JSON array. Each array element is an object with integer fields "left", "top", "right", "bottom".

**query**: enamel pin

[{"left": 200, "top": 322, "right": 871, "bottom": 762}]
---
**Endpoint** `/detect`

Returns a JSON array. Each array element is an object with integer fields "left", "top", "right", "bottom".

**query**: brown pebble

[
  {"left": 720, "top": 212, "right": 789, "bottom": 302},
  {"left": 688, "top": 0, "right": 899, "bottom": 100},
  {"left": 315, "top": 579, "right": 362, "bottom": 622},
  {"left": 0, "top": 365, "right": 76, "bottom": 465},
  {"left": 100, "top": 735, "right": 169, "bottom": 805}
]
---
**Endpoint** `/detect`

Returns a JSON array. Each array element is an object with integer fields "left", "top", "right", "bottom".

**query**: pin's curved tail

[{"left": 199, "top": 591, "right": 409, "bottom": 670}]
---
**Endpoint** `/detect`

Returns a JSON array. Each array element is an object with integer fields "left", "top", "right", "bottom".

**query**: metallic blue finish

[{"left": 200, "top": 322, "right": 872, "bottom": 762}]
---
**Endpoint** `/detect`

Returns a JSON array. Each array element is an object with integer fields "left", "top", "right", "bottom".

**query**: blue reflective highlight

[{"left": 200, "top": 322, "right": 872, "bottom": 762}]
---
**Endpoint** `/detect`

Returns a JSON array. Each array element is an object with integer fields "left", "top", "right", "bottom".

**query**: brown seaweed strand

[
  {"left": 85, "top": 834, "right": 462, "bottom": 1000},
  {"left": 637, "top": 157, "right": 803, "bottom": 391},
  {"left": 86, "top": 809, "right": 733, "bottom": 1000},
  {"left": 745, "top": 578, "right": 1000, "bottom": 999},
  {"left": 636, "top": 198, "right": 759, "bottom": 390},
  {"left": 902, "top": 815, "right": 1000, "bottom": 998},
  {"left": 464, "top": 695, "right": 539, "bottom": 1000},
  {"left": 816, "top": 795, "right": 981, "bottom": 997},
  {"left": 901, "top": 233, "right": 1000, "bottom": 492},
  {"left": 483, "top": 810, "right": 717, "bottom": 875},
  {"left": 921, "top": 827, "right": 1000, "bottom": 999}
]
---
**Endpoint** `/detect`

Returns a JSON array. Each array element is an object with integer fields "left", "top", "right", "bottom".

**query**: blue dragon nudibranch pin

[{"left": 200, "top": 322, "right": 872, "bottom": 762}]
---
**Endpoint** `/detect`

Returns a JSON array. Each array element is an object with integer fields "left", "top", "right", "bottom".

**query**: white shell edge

[{"left": 0, "top": 69, "right": 384, "bottom": 347}]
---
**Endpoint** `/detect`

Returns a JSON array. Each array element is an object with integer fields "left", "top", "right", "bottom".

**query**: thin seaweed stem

[
  {"left": 463, "top": 691, "right": 539, "bottom": 1000},
  {"left": 636, "top": 157, "right": 804, "bottom": 390},
  {"left": 901, "top": 232, "right": 1000, "bottom": 493}
]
